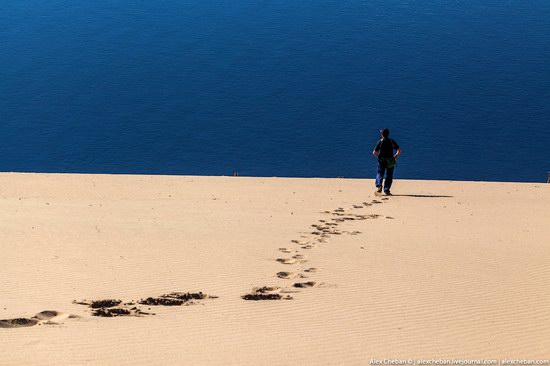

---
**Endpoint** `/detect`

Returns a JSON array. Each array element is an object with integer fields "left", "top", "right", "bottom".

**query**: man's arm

[
  {"left": 373, "top": 141, "right": 381, "bottom": 157},
  {"left": 394, "top": 148, "right": 402, "bottom": 159},
  {"left": 392, "top": 139, "right": 401, "bottom": 159}
]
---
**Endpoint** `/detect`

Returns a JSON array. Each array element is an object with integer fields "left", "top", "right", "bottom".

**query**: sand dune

[{"left": 0, "top": 173, "right": 548, "bottom": 365}]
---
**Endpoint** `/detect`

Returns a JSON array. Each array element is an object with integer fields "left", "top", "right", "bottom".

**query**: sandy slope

[{"left": 0, "top": 173, "right": 548, "bottom": 365}]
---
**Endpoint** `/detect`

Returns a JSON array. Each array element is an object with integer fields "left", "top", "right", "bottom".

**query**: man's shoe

[
  {"left": 375, "top": 187, "right": 382, "bottom": 196},
  {"left": 384, "top": 190, "right": 392, "bottom": 196}
]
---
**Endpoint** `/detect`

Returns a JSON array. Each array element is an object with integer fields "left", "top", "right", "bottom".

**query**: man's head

[{"left": 380, "top": 128, "right": 390, "bottom": 138}]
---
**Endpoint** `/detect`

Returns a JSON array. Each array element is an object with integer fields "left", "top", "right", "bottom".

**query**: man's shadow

[{"left": 389, "top": 194, "right": 453, "bottom": 198}]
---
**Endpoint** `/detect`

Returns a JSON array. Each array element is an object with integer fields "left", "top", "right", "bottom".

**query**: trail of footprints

[
  {"left": 0, "top": 311, "right": 81, "bottom": 329},
  {"left": 0, "top": 292, "right": 217, "bottom": 328},
  {"left": 242, "top": 198, "right": 392, "bottom": 300},
  {"left": 1, "top": 198, "right": 392, "bottom": 327}
]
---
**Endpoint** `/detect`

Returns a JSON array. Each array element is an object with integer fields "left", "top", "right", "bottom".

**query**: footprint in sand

[
  {"left": 138, "top": 292, "right": 216, "bottom": 308},
  {"left": 0, "top": 310, "right": 78, "bottom": 328},
  {"left": 0, "top": 318, "right": 39, "bottom": 328},
  {"left": 74, "top": 299, "right": 151, "bottom": 317},
  {"left": 139, "top": 298, "right": 185, "bottom": 306},
  {"left": 242, "top": 286, "right": 292, "bottom": 301},
  {"left": 34, "top": 310, "right": 78, "bottom": 322},
  {"left": 92, "top": 307, "right": 146, "bottom": 317},
  {"left": 276, "top": 257, "right": 306, "bottom": 265},
  {"left": 279, "top": 247, "right": 297, "bottom": 254},
  {"left": 304, "top": 268, "right": 317, "bottom": 273},
  {"left": 73, "top": 299, "right": 122, "bottom": 308},
  {"left": 341, "top": 216, "right": 356, "bottom": 221},
  {"left": 290, "top": 239, "right": 310, "bottom": 245},
  {"left": 301, "top": 243, "right": 319, "bottom": 249},
  {"left": 276, "top": 257, "right": 296, "bottom": 264},
  {"left": 277, "top": 271, "right": 306, "bottom": 279},
  {"left": 252, "top": 286, "right": 281, "bottom": 293},
  {"left": 161, "top": 292, "right": 217, "bottom": 301},
  {"left": 242, "top": 293, "right": 291, "bottom": 301},
  {"left": 263, "top": 286, "right": 302, "bottom": 294},
  {"left": 293, "top": 281, "right": 318, "bottom": 288},
  {"left": 74, "top": 292, "right": 216, "bottom": 317}
]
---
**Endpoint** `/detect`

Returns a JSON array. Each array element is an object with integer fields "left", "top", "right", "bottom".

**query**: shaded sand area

[{"left": 1, "top": 173, "right": 549, "bottom": 365}]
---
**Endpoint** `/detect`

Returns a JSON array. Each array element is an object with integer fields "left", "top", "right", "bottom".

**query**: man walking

[{"left": 373, "top": 128, "right": 401, "bottom": 196}]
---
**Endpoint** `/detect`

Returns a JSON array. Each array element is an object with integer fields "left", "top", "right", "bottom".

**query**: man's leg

[
  {"left": 375, "top": 160, "right": 385, "bottom": 189},
  {"left": 384, "top": 167, "right": 394, "bottom": 193}
]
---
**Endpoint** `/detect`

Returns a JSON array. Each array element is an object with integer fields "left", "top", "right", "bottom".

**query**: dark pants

[{"left": 376, "top": 159, "right": 394, "bottom": 192}]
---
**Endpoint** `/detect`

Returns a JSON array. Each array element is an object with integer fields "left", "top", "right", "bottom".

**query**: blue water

[{"left": 2, "top": 1, "right": 549, "bottom": 182}]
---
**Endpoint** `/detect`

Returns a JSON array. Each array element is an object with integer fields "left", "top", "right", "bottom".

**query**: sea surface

[{"left": 2, "top": 1, "right": 549, "bottom": 182}]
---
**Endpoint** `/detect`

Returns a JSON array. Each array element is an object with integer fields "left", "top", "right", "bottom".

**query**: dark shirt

[{"left": 374, "top": 138, "right": 400, "bottom": 159}]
